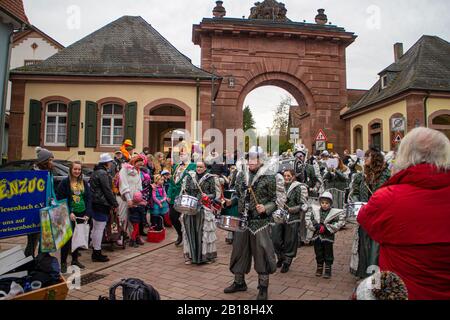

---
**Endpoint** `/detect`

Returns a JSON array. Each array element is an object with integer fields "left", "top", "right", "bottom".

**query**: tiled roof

[
  {"left": 0, "top": 0, "right": 29, "bottom": 24},
  {"left": 11, "top": 16, "right": 215, "bottom": 80},
  {"left": 345, "top": 35, "right": 450, "bottom": 116},
  {"left": 13, "top": 25, "right": 64, "bottom": 50}
]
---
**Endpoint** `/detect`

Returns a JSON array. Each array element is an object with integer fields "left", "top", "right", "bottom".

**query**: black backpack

[{"left": 101, "top": 278, "right": 160, "bottom": 300}]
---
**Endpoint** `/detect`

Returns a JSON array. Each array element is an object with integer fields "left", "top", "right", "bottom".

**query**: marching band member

[
  {"left": 167, "top": 152, "right": 196, "bottom": 246},
  {"left": 349, "top": 147, "right": 391, "bottom": 279},
  {"left": 293, "top": 144, "right": 321, "bottom": 197},
  {"left": 181, "top": 161, "right": 220, "bottom": 265},
  {"left": 224, "top": 147, "right": 278, "bottom": 300},
  {"left": 272, "top": 169, "right": 308, "bottom": 273}
]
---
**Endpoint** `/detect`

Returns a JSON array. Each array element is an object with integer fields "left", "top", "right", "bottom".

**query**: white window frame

[
  {"left": 44, "top": 102, "right": 67, "bottom": 147},
  {"left": 381, "top": 75, "right": 388, "bottom": 89},
  {"left": 100, "top": 104, "right": 124, "bottom": 146}
]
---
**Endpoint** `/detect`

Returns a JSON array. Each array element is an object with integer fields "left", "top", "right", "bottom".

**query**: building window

[
  {"left": 381, "top": 75, "right": 388, "bottom": 89},
  {"left": 371, "top": 123, "right": 381, "bottom": 130},
  {"left": 44, "top": 102, "right": 67, "bottom": 146},
  {"left": 371, "top": 132, "right": 382, "bottom": 150},
  {"left": 24, "top": 60, "right": 43, "bottom": 66},
  {"left": 429, "top": 111, "right": 450, "bottom": 141},
  {"left": 368, "top": 119, "right": 383, "bottom": 151},
  {"left": 101, "top": 104, "right": 123, "bottom": 146},
  {"left": 353, "top": 126, "right": 363, "bottom": 152}
]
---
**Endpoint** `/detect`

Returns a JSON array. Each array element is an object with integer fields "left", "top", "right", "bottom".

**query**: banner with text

[{"left": 0, "top": 171, "right": 48, "bottom": 239}]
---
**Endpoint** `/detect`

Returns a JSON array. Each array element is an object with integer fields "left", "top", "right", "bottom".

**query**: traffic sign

[
  {"left": 290, "top": 128, "right": 299, "bottom": 141},
  {"left": 316, "top": 141, "right": 326, "bottom": 151},
  {"left": 315, "top": 129, "right": 327, "bottom": 141},
  {"left": 391, "top": 118, "right": 405, "bottom": 132},
  {"left": 393, "top": 132, "right": 403, "bottom": 144}
]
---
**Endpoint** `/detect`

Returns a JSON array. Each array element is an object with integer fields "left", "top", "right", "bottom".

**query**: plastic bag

[{"left": 72, "top": 220, "right": 90, "bottom": 252}]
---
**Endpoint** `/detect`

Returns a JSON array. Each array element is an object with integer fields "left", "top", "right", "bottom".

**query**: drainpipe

[
  {"left": 196, "top": 78, "right": 200, "bottom": 141},
  {"left": 423, "top": 91, "right": 430, "bottom": 128},
  {"left": 0, "top": 27, "right": 16, "bottom": 163}
]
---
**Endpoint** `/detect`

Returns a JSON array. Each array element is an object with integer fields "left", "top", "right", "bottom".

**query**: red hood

[{"left": 383, "top": 164, "right": 450, "bottom": 190}]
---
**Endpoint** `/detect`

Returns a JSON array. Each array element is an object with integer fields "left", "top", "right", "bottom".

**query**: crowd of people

[{"left": 24, "top": 127, "right": 450, "bottom": 300}]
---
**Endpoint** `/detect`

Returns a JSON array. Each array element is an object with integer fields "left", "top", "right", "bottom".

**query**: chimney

[
  {"left": 213, "top": 1, "right": 226, "bottom": 18},
  {"left": 394, "top": 43, "right": 403, "bottom": 63}
]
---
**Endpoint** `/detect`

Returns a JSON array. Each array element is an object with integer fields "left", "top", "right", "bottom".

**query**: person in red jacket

[{"left": 357, "top": 127, "right": 450, "bottom": 300}]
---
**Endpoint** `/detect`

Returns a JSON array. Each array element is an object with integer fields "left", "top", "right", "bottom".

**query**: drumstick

[{"left": 249, "top": 187, "right": 260, "bottom": 206}]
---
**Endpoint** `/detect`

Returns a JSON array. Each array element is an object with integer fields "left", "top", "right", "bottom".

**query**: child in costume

[
  {"left": 150, "top": 175, "right": 169, "bottom": 231},
  {"left": 306, "top": 191, "right": 345, "bottom": 278}
]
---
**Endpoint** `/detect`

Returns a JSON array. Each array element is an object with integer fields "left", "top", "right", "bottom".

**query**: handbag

[
  {"left": 71, "top": 218, "right": 90, "bottom": 252},
  {"left": 39, "top": 173, "right": 73, "bottom": 253}
]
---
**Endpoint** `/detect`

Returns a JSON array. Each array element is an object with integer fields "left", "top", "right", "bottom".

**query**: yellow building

[
  {"left": 342, "top": 36, "right": 450, "bottom": 152},
  {"left": 8, "top": 16, "right": 218, "bottom": 164}
]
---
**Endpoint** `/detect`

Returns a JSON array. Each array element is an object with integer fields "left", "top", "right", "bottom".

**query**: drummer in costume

[
  {"left": 272, "top": 169, "right": 308, "bottom": 273},
  {"left": 224, "top": 147, "right": 278, "bottom": 301},
  {"left": 293, "top": 144, "right": 321, "bottom": 197},
  {"left": 349, "top": 147, "right": 390, "bottom": 278},
  {"left": 293, "top": 144, "right": 321, "bottom": 244},
  {"left": 181, "top": 161, "right": 220, "bottom": 264},
  {"left": 167, "top": 152, "right": 197, "bottom": 246}
]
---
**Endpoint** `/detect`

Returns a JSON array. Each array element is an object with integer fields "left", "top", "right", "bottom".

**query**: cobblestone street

[{"left": 67, "top": 224, "right": 358, "bottom": 300}]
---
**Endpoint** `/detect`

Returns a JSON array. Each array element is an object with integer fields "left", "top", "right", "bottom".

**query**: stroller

[{"left": 102, "top": 209, "right": 127, "bottom": 250}]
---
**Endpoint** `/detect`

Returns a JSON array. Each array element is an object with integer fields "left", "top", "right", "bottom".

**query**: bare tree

[{"left": 272, "top": 95, "right": 291, "bottom": 137}]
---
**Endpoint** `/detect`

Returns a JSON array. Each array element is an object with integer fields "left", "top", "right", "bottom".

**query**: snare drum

[
  {"left": 174, "top": 195, "right": 199, "bottom": 216},
  {"left": 272, "top": 209, "right": 289, "bottom": 224},
  {"left": 216, "top": 215, "right": 247, "bottom": 232},
  {"left": 345, "top": 202, "right": 367, "bottom": 223}
]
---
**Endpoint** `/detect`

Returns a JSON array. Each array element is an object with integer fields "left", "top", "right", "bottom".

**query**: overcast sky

[{"left": 23, "top": 0, "right": 450, "bottom": 133}]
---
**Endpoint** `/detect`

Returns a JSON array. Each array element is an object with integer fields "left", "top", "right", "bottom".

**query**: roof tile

[{"left": 11, "top": 16, "right": 215, "bottom": 80}]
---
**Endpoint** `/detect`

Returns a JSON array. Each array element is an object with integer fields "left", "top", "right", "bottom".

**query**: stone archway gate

[{"left": 193, "top": 1, "right": 356, "bottom": 154}]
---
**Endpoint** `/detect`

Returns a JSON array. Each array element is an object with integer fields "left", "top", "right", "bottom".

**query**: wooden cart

[{"left": 12, "top": 276, "right": 69, "bottom": 300}]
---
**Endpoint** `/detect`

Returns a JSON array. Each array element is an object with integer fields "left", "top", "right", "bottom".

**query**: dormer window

[{"left": 381, "top": 75, "right": 388, "bottom": 89}]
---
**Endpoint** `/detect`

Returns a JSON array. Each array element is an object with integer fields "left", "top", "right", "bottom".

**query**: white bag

[{"left": 72, "top": 220, "right": 90, "bottom": 252}]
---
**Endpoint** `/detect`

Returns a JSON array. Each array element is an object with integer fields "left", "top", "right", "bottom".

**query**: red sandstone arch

[
  {"left": 194, "top": 16, "right": 355, "bottom": 154},
  {"left": 236, "top": 72, "right": 315, "bottom": 114}
]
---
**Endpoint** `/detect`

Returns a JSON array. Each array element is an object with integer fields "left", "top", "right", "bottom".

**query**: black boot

[
  {"left": 224, "top": 281, "right": 247, "bottom": 294},
  {"left": 257, "top": 274, "right": 269, "bottom": 300},
  {"left": 323, "top": 265, "right": 332, "bottom": 279},
  {"left": 257, "top": 286, "right": 268, "bottom": 300},
  {"left": 71, "top": 259, "right": 86, "bottom": 269},
  {"left": 174, "top": 235, "right": 183, "bottom": 247},
  {"left": 139, "top": 222, "right": 147, "bottom": 237},
  {"left": 60, "top": 262, "right": 67, "bottom": 274},
  {"left": 92, "top": 250, "right": 110, "bottom": 262},
  {"left": 276, "top": 259, "right": 283, "bottom": 268},
  {"left": 281, "top": 263, "right": 290, "bottom": 274},
  {"left": 316, "top": 263, "right": 324, "bottom": 277},
  {"left": 129, "top": 240, "right": 139, "bottom": 248}
]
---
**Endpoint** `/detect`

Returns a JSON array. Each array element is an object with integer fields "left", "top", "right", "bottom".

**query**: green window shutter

[
  {"left": 28, "top": 99, "right": 42, "bottom": 146},
  {"left": 85, "top": 101, "right": 98, "bottom": 148},
  {"left": 67, "top": 100, "right": 81, "bottom": 147},
  {"left": 124, "top": 102, "right": 137, "bottom": 144}
]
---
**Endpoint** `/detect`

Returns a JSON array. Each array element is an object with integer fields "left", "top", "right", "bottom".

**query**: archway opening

[
  {"left": 242, "top": 85, "right": 302, "bottom": 155},
  {"left": 146, "top": 104, "right": 187, "bottom": 154}
]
